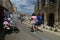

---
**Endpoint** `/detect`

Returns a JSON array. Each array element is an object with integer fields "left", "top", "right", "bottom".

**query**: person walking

[
  {"left": 4, "top": 10, "right": 10, "bottom": 19},
  {"left": 30, "top": 13, "right": 37, "bottom": 33},
  {"left": 37, "top": 14, "right": 44, "bottom": 32}
]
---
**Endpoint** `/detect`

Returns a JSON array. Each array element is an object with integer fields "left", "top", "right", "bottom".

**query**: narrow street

[
  {"left": 5, "top": 21, "right": 60, "bottom": 40},
  {"left": 0, "top": 0, "right": 60, "bottom": 40}
]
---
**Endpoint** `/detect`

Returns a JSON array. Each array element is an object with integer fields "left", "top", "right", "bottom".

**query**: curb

[{"left": 23, "top": 22, "right": 60, "bottom": 36}]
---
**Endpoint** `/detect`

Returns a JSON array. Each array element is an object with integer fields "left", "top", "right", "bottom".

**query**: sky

[{"left": 10, "top": 0, "right": 37, "bottom": 15}]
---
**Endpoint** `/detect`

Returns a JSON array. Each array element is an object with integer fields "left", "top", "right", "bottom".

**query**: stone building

[
  {"left": 0, "top": 0, "right": 13, "bottom": 17},
  {"left": 0, "top": 0, "right": 13, "bottom": 11},
  {"left": 34, "top": 0, "right": 60, "bottom": 28},
  {"left": 13, "top": 6, "right": 17, "bottom": 13},
  {"left": 3, "top": 0, "right": 13, "bottom": 11}
]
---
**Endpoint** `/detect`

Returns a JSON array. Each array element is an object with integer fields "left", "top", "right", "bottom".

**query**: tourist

[{"left": 30, "top": 13, "right": 37, "bottom": 33}]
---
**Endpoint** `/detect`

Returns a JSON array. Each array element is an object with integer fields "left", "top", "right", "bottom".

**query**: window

[
  {"left": 49, "top": 0, "right": 55, "bottom": 4},
  {"left": 41, "top": 0, "right": 45, "bottom": 7}
]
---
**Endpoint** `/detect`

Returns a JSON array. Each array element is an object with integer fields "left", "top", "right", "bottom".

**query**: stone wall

[
  {"left": 3, "top": 0, "right": 13, "bottom": 11},
  {"left": 34, "top": 0, "right": 60, "bottom": 28}
]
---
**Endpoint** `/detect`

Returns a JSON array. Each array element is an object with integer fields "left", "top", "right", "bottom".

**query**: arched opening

[{"left": 48, "top": 13, "right": 54, "bottom": 27}]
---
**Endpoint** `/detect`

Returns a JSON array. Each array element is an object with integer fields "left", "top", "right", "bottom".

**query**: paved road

[{"left": 5, "top": 22, "right": 60, "bottom": 40}]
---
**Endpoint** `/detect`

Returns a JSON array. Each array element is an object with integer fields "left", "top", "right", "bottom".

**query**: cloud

[{"left": 10, "top": 0, "right": 37, "bottom": 15}]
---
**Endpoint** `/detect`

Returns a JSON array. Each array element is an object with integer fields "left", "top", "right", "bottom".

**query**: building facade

[
  {"left": 13, "top": 6, "right": 17, "bottom": 13},
  {"left": 34, "top": 0, "right": 60, "bottom": 28},
  {"left": 0, "top": 0, "right": 13, "bottom": 11},
  {"left": 3, "top": 0, "right": 13, "bottom": 11}
]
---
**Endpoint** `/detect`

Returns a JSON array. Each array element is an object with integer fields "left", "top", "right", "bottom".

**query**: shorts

[
  {"left": 36, "top": 21, "right": 43, "bottom": 26},
  {"left": 32, "top": 23, "right": 37, "bottom": 27}
]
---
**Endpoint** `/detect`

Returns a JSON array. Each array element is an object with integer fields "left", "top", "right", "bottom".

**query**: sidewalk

[{"left": 23, "top": 21, "right": 60, "bottom": 36}]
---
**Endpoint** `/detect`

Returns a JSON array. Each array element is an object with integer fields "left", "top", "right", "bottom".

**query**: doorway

[
  {"left": 42, "top": 14, "right": 44, "bottom": 24},
  {"left": 48, "top": 13, "right": 54, "bottom": 27}
]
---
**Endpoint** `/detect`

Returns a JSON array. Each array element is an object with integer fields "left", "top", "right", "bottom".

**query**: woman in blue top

[
  {"left": 36, "top": 14, "right": 44, "bottom": 32},
  {"left": 37, "top": 14, "right": 43, "bottom": 26}
]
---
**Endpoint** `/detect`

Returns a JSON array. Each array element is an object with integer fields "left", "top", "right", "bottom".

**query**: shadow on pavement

[
  {"left": 0, "top": 25, "right": 20, "bottom": 40},
  {"left": 0, "top": 30, "right": 6, "bottom": 40}
]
